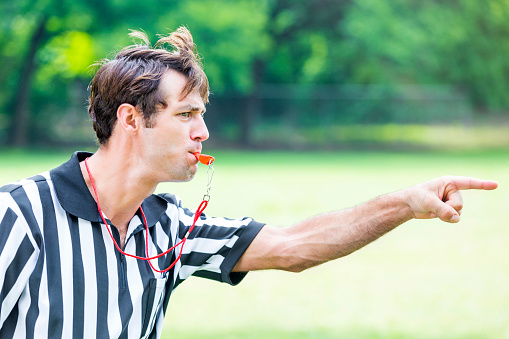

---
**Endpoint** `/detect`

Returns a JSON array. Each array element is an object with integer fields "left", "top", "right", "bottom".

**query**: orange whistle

[{"left": 194, "top": 153, "right": 215, "bottom": 165}]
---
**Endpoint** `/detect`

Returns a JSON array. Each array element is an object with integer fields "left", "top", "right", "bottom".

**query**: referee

[{"left": 0, "top": 27, "right": 498, "bottom": 338}]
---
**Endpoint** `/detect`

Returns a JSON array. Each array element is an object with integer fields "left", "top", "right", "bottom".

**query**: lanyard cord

[{"left": 84, "top": 157, "right": 212, "bottom": 273}]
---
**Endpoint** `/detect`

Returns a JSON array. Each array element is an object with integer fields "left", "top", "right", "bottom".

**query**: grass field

[{"left": 1, "top": 149, "right": 508, "bottom": 338}]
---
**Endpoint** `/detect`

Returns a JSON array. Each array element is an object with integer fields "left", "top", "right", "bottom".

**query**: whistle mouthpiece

[{"left": 193, "top": 153, "right": 215, "bottom": 166}]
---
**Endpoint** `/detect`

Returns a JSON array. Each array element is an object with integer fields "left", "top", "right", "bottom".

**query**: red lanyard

[{"left": 84, "top": 154, "right": 214, "bottom": 273}]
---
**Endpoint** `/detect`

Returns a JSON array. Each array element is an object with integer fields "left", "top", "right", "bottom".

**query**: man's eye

[{"left": 179, "top": 112, "right": 191, "bottom": 118}]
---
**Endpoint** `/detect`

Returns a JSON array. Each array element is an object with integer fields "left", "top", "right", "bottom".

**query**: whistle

[{"left": 193, "top": 153, "right": 215, "bottom": 166}]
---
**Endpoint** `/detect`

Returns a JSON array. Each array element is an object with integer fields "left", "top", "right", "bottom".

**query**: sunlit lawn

[{"left": 1, "top": 149, "right": 508, "bottom": 338}]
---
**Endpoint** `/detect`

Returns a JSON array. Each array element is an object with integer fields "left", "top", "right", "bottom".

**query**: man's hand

[{"left": 403, "top": 176, "right": 498, "bottom": 223}]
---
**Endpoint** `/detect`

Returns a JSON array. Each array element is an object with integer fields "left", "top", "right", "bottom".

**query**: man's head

[{"left": 88, "top": 27, "right": 209, "bottom": 145}]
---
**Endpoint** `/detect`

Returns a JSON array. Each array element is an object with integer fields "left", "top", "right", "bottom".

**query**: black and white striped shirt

[{"left": 0, "top": 152, "right": 264, "bottom": 338}]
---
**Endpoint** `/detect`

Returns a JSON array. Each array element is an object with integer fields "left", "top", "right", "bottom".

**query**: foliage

[
  {"left": 155, "top": 0, "right": 271, "bottom": 93},
  {"left": 341, "top": 0, "right": 509, "bottom": 108},
  {"left": 1, "top": 0, "right": 509, "bottom": 146}
]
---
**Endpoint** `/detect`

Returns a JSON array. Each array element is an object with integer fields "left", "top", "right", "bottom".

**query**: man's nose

[{"left": 191, "top": 115, "right": 209, "bottom": 142}]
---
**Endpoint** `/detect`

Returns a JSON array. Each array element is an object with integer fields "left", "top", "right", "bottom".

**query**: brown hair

[{"left": 88, "top": 27, "right": 209, "bottom": 145}]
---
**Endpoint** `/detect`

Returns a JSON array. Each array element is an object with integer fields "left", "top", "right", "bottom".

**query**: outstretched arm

[{"left": 233, "top": 176, "right": 498, "bottom": 273}]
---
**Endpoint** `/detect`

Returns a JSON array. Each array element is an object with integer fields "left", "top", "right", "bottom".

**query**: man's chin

[
  {"left": 169, "top": 166, "right": 198, "bottom": 183},
  {"left": 182, "top": 172, "right": 197, "bottom": 182}
]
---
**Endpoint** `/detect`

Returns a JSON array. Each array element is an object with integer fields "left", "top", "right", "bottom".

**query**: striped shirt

[{"left": 0, "top": 152, "right": 264, "bottom": 338}]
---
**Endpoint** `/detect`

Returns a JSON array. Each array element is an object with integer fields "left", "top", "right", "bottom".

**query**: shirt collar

[{"left": 50, "top": 151, "right": 168, "bottom": 226}]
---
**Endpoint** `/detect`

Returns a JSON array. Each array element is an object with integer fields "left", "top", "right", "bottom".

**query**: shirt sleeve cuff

[{"left": 220, "top": 220, "right": 265, "bottom": 285}]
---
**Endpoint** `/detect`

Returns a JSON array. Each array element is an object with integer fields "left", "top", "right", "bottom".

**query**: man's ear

[{"left": 116, "top": 103, "right": 143, "bottom": 135}]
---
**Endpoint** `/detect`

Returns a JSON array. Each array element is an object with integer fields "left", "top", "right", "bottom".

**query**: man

[{"left": 0, "top": 27, "right": 498, "bottom": 338}]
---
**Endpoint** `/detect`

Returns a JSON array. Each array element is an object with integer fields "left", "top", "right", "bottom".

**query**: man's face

[{"left": 138, "top": 69, "right": 209, "bottom": 183}]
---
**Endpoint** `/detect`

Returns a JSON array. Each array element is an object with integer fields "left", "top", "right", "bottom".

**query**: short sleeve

[{"left": 160, "top": 194, "right": 265, "bottom": 288}]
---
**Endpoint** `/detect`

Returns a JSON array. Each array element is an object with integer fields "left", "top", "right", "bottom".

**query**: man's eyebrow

[{"left": 177, "top": 104, "right": 206, "bottom": 113}]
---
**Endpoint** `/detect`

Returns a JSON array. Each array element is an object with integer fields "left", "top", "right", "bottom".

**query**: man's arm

[{"left": 232, "top": 176, "right": 498, "bottom": 273}]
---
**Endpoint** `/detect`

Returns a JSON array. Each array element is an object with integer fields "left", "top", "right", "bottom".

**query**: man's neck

[{"left": 80, "top": 147, "right": 157, "bottom": 246}]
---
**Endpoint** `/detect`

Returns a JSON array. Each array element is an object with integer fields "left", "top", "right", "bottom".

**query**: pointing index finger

[{"left": 448, "top": 176, "right": 498, "bottom": 191}]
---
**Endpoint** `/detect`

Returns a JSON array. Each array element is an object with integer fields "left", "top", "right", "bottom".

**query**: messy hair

[{"left": 88, "top": 27, "right": 209, "bottom": 145}]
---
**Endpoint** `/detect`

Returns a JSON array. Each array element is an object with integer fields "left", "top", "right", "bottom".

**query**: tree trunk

[{"left": 11, "top": 16, "right": 48, "bottom": 146}]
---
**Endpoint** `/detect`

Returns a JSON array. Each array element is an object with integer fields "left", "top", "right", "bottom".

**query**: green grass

[{"left": 1, "top": 149, "right": 508, "bottom": 338}]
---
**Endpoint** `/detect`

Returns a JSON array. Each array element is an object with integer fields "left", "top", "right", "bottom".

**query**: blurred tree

[
  {"left": 0, "top": 0, "right": 98, "bottom": 146},
  {"left": 340, "top": 0, "right": 509, "bottom": 110},
  {"left": 0, "top": 2, "right": 49, "bottom": 146},
  {"left": 264, "top": 0, "right": 351, "bottom": 84},
  {"left": 155, "top": 0, "right": 271, "bottom": 94},
  {"left": 239, "top": 0, "right": 352, "bottom": 145},
  {"left": 2, "top": 0, "right": 509, "bottom": 147},
  {"left": 0, "top": 0, "right": 177, "bottom": 146}
]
